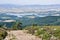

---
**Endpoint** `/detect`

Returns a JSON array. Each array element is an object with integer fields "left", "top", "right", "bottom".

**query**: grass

[{"left": 25, "top": 26, "right": 60, "bottom": 40}]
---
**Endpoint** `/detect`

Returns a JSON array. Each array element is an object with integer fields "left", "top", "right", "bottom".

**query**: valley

[{"left": 0, "top": 4, "right": 60, "bottom": 40}]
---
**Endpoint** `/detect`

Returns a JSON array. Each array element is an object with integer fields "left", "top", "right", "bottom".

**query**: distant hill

[
  {"left": 20, "top": 15, "right": 60, "bottom": 26},
  {"left": 0, "top": 13, "right": 60, "bottom": 26},
  {"left": 0, "top": 4, "right": 60, "bottom": 27},
  {"left": 0, "top": 14, "right": 60, "bottom": 27}
]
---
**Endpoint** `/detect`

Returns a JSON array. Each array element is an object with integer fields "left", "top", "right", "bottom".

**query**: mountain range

[{"left": 0, "top": 4, "right": 60, "bottom": 27}]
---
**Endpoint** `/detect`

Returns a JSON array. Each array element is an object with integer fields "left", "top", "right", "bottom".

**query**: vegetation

[
  {"left": 0, "top": 28, "right": 7, "bottom": 40},
  {"left": 25, "top": 25, "right": 60, "bottom": 40},
  {"left": 0, "top": 21, "right": 60, "bottom": 40},
  {"left": 11, "top": 21, "right": 22, "bottom": 30}
]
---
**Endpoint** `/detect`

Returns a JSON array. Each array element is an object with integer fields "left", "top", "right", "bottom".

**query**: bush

[
  {"left": 0, "top": 28, "right": 7, "bottom": 40},
  {"left": 25, "top": 26, "right": 60, "bottom": 40},
  {"left": 25, "top": 26, "right": 40, "bottom": 35}
]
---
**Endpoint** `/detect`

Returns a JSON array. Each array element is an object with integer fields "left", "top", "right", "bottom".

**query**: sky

[{"left": 0, "top": 0, "right": 60, "bottom": 5}]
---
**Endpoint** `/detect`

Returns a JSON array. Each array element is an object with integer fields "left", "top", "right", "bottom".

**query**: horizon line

[{"left": 0, "top": 3, "right": 60, "bottom": 5}]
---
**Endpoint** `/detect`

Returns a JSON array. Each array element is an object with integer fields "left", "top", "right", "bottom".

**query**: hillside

[
  {"left": 0, "top": 14, "right": 60, "bottom": 28},
  {"left": 20, "top": 16, "right": 60, "bottom": 26}
]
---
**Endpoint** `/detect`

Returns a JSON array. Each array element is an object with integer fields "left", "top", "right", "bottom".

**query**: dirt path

[
  {"left": 4, "top": 30, "right": 41, "bottom": 40},
  {"left": 4, "top": 30, "right": 42, "bottom": 40}
]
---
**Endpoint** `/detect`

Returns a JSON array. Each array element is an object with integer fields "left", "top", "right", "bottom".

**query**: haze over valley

[{"left": 0, "top": 4, "right": 60, "bottom": 27}]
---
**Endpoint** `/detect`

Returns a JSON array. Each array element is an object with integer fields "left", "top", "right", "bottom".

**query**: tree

[
  {"left": 2, "top": 24, "right": 7, "bottom": 30},
  {"left": 12, "top": 21, "right": 22, "bottom": 30}
]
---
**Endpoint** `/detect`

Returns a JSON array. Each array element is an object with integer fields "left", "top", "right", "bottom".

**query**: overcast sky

[{"left": 0, "top": 0, "right": 60, "bottom": 5}]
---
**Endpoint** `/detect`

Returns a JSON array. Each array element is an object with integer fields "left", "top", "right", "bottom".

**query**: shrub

[{"left": 0, "top": 28, "right": 7, "bottom": 40}]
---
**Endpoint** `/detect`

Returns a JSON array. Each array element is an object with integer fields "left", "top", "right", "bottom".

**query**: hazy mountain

[
  {"left": 19, "top": 15, "right": 60, "bottom": 26},
  {"left": 0, "top": 13, "right": 60, "bottom": 27},
  {"left": 0, "top": 4, "right": 60, "bottom": 27}
]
